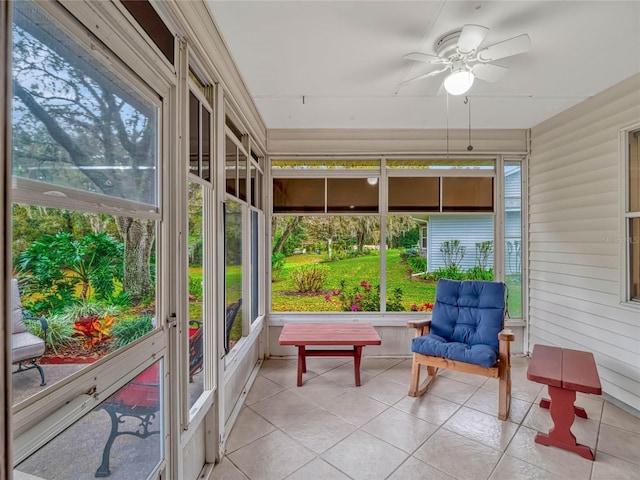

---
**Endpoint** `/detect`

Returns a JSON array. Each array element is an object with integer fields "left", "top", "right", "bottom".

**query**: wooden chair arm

[
  {"left": 407, "top": 319, "right": 431, "bottom": 337},
  {"left": 498, "top": 328, "right": 515, "bottom": 342}
]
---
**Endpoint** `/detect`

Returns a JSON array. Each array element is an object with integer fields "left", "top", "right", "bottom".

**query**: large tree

[{"left": 12, "top": 16, "right": 156, "bottom": 302}]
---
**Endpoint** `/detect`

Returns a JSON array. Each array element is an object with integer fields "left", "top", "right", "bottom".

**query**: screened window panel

[
  {"left": 11, "top": 2, "right": 158, "bottom": 207},
  {"left": 630, "top": 131, "right": 639, "bottom": 212},
  {"left": 327, "top": 178, "right": 378, "bottom": 213},
  {"left": 189, "top": 91, "right": 200, "bottom": 176},
  {"left": 225, "top": 136, "right": 237, "bottom": 196},
  {"left": 631, "top": 218, "right": 640, "bottom": 301},
  {"left": 238, "top": 151, "right": 247, "bottom": 202},
  {"left": 201, "top": 107, "right": 211, "bottom": 182},
  {"left": 442, "top": 177, "right": 494, "bottom": 212},
  {"left": 388, "top": 177, "right": 439, "bottom": 212},
  {"left": 273, "top": 178, "right": 324, "bottom": 213}
]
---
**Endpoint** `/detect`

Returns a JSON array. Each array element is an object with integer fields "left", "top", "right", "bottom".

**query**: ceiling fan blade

[
  {"left": 477, "top": 34, "right": 531, "bottom": 62},
  {"left": 472, "top": 63, "right": 508, "bottom": 83},
  {"left": 399, "top": 67, "right": 448, "bottom": 87},
  {"left": 457, "top": 24, "right": 489, "bottom": 54},
  {"left": 403, "top": 52, "right": 444, "bottom": 64}
]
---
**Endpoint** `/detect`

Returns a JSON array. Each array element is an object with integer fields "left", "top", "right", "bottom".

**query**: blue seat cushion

[{"left": 411, "top": 334, "right": 498, "bottom": 368}]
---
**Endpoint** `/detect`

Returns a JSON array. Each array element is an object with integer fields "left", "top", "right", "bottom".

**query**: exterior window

[
  {"left": 388, "top": 177, "right": 439, "bottom": 212},
  {"left": 505, "top": 162, "right": 523, "bottom": 318},
  {"left": 251, "top": 210, "right": 260, "bottom": 323},
  {"left": 11, "top": 0, "right": 160, "bottom": 405},
  {"left": 189, "top": 89, "right": 212, "bottom": 182},
  {"left": 225, "top": 200, "right": 243, "bottom": 352},
  {"left": 273, "top": 178, "right": 325, "bottom": 212},
  {"left": 628, "top": 130, "right": 640, "bottom": 301}
]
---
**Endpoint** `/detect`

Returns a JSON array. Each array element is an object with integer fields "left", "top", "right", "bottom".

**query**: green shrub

[
  {"left": 428, "top": 264, "right": 466, "bottom": 281},
  {"left": 406, "top": 255, "right": 427, "bottom": 274},
  {"left": 271, "top": 253, "right": 286, "bottom": 281},
  {"left": 24, "top": 314, "right": 76, "bottom": 355},
  {"left": 111, "top": 315, "right": 154, "bottom": 349},
  {"left": 385, "top": 287, "right": 405, "bottom": 312},
  {"left": 189, "top": 276, "right": 203, "bottom": 300},
  {"left": 290, "top": 264, "right": 328, "bottom": 293},
  {"left": 57, "top": 302, "right": 120, "bottom": 323},
  {"left": 466, "top": 266, "right": 494, "bottom": 281},
  {"left": 331, "top": 280, "right": 405, "bottom": 312}
]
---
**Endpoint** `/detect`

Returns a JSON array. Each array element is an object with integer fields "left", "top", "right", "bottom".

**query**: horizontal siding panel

[
  {"left": 529, "top": 150, "right": 617, "bottom": 187},
  {"left": 428, "top": 216, "right": 494, "bottom": 271},
  {"left": 529, "top": 191, "right": 618, "bottom": 214},
  {"left": 529, "top": 230, "right": 620, "bottom": 244},
  {"left": 529, "top": 217, "right": 618, "bottom": 233},
  {"left": 529, "top": 204, "right": 616, "bottom": 224},
  {"left": 529, "top": 166, "right": 618, "bottom": 196},
  {"left": 530, "top": 136, "right": 618, "bottom": 175},
  {"left": 529, "top": 270, "right": 618, "bottom": 294},
  {"left": 530, "top": 278, "right": 620, "bottom": 305},
  {"left": 530, "top": 298, "right": 638, "bottom": 340},
  {"left": 529, "top": 313, "right": 638, "bottom": 364},
  {"left": 530, "top": 241, "right": 617, "bottom": 257},
  {"left": 528, "top": 287, "right": 640, "bottom": 325},
  {"left": 529, "top": 177, "right": 618, "bottom": 206},
  {"left": 529, "top": 261, "right": 619, "bottom": 282}
]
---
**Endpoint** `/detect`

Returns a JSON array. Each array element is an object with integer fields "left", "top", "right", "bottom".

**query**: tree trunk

[
  {"left": 273, "top": 216, "right": 302, "bottom": 254},
  {"left": 116, "top": 217, "right": 155, "bottom": 303}
]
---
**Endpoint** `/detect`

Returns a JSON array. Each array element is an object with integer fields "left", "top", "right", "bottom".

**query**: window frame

[{"left": 621, "top": 125, "right": 640, "bottom": 305}]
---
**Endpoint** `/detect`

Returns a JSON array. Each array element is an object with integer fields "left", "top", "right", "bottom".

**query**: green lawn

[{"left": 271, "top": 249, "right": 436, "bottom": 312}]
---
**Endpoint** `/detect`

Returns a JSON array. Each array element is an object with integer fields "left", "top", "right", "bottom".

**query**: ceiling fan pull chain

[{"left": 466, "top": 96, "right": 473, "bottom": 151}]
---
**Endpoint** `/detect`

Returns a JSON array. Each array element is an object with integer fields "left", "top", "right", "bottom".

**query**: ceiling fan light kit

[{"left": 444, "top": 68, "right": 474, "bottom": 95}]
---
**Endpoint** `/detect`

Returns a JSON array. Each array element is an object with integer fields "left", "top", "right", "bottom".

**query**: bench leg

[
  {"left": 354, "top": 346, "right": 363, "bottom": 386},
  {"left": 540, "top": 397, "right": 588, "bottom": 419},
  {"left": 535, "top": 386, "right": 594, "bottom": 460},
  {"left": 296, "top": 346, "right": 306, "bottom": 386}
]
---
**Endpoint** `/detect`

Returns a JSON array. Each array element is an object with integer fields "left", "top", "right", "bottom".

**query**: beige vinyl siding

[{"left": 529, "top": 74, "right": 640, "bottom": 412}]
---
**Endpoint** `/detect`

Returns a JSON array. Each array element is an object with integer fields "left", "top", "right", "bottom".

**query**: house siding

[{"left": 529, "top": 74, "right": 640, "bottom": 412}]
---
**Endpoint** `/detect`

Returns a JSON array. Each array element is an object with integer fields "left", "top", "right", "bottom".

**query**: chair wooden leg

[
  {"left": 498, "top": 360, "right": 511, "bottom": 420},
  {"left": 409, "top": 355, "right": 439, "bottom": 397}
]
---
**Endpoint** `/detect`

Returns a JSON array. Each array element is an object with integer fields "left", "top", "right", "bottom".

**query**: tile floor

[{"left": 214, "top": 356, "right": 640, "bottom": 480}]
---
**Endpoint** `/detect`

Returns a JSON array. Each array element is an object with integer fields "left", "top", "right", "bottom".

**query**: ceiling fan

[{"left": 400, "top": 24, "right": 531, "bottom": 95}]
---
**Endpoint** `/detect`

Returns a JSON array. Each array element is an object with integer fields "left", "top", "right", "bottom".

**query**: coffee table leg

[
  {"left": 535, "top": 385, "right": 594, "bottom": 460},
  {"left": 540, "top": 397, "right": 589, "bottom": 418},
  {"left": 297, "top": 346, "right": 306, "bottom": 386},
  {"left": 354, "top": 346, "right": 363, "bottom": 386}
]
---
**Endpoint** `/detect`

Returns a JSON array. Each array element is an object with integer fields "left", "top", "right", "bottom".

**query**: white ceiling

[{"left": 206, "top": 1, "right": 640, "bottom": 130}]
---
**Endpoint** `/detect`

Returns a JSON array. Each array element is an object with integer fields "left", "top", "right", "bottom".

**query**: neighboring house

[{"left": 424, "top": 167, "right": 521, "bottom": 272}]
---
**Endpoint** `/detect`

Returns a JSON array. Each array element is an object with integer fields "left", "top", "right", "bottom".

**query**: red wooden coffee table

[{"left": 278, "top": 323, "right": 381, "bottom": 386}]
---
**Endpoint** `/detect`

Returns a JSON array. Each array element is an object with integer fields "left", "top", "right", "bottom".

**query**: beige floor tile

[
  {"left": 245, "top": 375, "right": 284, "bottom": 406},
  {"left": 225, "top": 407, "right": 276, "bottom": 453},
  {"left": 287, "top": 374, "right": 348, "bottom": 407},
  {"left": 489, "top": 454, "right": 563, "bottom": 480},
  {"left": 510, "top": 355, "right": 530, "bottom": 369},
  {"left": 321, "top": 362, "right": 375, "bottom": 388},
  {"left": 443, "top": 406, "right": 519, "bottom": 452},
  {"left": 322, "top": 430, "right": 408, "bottom": 480},
  {"left": 522, "top": 403, "right": 600, "bottom": 450},
  {"left": 424, "top": 376, "right": 479, "bottom": 405},
  {"left": 386, "top": 456, "right": 455, "bottom": 480},
  {"left": 280, "top": 408, "right": 356, "bottom": 454},
  {"left": 601, "top": 402, "right": 640, "bottom": 434},
  {"left": 505, "top": 426, "right": 593, "bottom": 479},
  {"left": 228, "top": 430, "right": 315, "bottom": 480},
  {"left": 439, "top": 368, "right": 490, "bottom": 387},
  {"left": 484, "top": 376, "right": 543, "bottom": 403},
  {"left": 362, "top": 407, "right": 437, "bottom": 453},
  {"left": 360, "top": 357, "right": 403, "bottom": 374},
  {"left": 596, "top": 423, "right": 640, "bottom": 465},
  {"left": 414, "top": 429, "right": 502, "bottom": 480},
  {"left": 261, "top": 364, "right": 317, "bottom": 389},
  {"left": 322, "top": 390, "right": 388, "bottom": 426},
  {"left": 464, "top": 387, "right": 532, "bottom": 424},
  {"left": 376, "top": 359, "right": 414, "bottom": 385},
  {"left": 259, "top": 358, "right": 296, "bottom": 372},
  {"left": 591, "top": 452, "right": 640, "bottom": 480},
  {"left": 249, "top": 389, "right": 316, "bottom": 428},
  {"left": 394, "top": 393, "right": 461, "bottom": 426},
  {"left": 355, "top": 374, "right": 409, "bottom": 405},
  {"left": 285, "top": 458, "right": 350, "bottom": 480},
  {"left": 210, "top": 457, "right": 250, "bottom": 480},
  {"left": 299, "top": 357, "right": 351, "bottom": 374}
]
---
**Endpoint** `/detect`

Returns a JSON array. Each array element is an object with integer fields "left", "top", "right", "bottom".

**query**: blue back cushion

[{"left": 430, "top": 279, "right": 506, "bottom": 349}]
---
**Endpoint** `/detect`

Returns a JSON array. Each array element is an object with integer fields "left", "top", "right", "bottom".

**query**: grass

[{"left": 272, "top": 249, "right": 437, "bottom": 312}]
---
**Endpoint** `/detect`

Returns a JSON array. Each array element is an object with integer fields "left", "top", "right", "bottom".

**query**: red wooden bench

[
  {"left": 526, "top": 344, "right": 602, "bottom": 460},
  {"left": 278, "top": 323, "right": 381, "bottom": 386}
]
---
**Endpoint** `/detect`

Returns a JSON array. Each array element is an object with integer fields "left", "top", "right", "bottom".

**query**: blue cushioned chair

[{"left": 408, "top": 279, "right": 514, "bottom": 420}]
